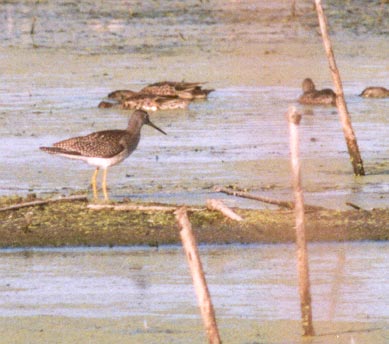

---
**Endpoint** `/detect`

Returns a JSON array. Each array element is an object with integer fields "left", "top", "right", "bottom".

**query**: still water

[
  {"left": 1, "top": 1, "right": 389, "bottom": 210},
  {"left": 0, "top": 242, "right": 388, "bottom": 322}
]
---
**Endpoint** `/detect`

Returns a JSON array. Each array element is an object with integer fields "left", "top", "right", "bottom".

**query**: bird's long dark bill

[{"left": 148, "top": 121, "right": 167, "bottom": 135}]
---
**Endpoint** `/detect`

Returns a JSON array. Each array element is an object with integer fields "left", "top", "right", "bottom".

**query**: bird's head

[{"left": 134, "top": 110, "right": 167, "bottom": 135}]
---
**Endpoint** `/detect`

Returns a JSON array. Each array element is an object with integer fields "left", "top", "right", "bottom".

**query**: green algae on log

[{"left": 0, "top": 195, "right": 389, "bottom": 248}]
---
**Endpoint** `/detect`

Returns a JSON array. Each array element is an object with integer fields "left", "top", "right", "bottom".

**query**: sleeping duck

[{"left": 360, "top": 87, "right": 389, "bottom": 98}]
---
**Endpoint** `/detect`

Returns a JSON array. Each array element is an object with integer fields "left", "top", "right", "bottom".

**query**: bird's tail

[
  {"left": 193, "top": 88, "right": 215, "bottom": 99},
  {"left": 175, "top": 82, "right": 206, "bottom": 90},
  {"left": 40, "top": 146, "right": 80, "bottom": 156},
  {"left": 177, "top": 87, "right": 214, "bottom": 99}
]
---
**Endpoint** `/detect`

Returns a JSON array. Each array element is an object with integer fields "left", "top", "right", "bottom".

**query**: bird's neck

[{"left": 126, "top": 116, "right": 144, "bottom": 133}]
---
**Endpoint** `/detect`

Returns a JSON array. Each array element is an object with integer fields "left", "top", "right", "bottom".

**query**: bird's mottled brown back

[
  {"left": 141, "top": 84, "right": 177, "bottom": 96},
  {"left": 148, "top": 81, "right": 203, "bottom": 90},
  {"left": 53, "top": 130, "right": 137, "bottom": 158}
]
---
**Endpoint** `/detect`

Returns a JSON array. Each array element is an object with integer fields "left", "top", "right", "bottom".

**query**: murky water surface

[
  {"left": 1, "top": 3, "right": 388, "bottom": 342},
  {"left": 0, "top": 242, "right": 388, "bottom": 322},
  {"left": 1, "top": 0, "right": 389, "bottom": 210}
]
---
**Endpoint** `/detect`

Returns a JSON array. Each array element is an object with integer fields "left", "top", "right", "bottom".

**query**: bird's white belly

[
  {"left": 86, "top": 150, "right": 130, "bottom": 168},
  {"left": 53, "top": 151, "right": 130, "bottom": 168}
]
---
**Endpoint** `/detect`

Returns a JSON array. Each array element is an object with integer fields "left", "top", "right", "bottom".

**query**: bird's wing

[
  {"left": 149, "top": 81, "right": 205, "bottom": 89},
  {"left": 53, "top": 130, "right": 126, "bottom": 158},
  {"left": 140, "top": 84, "right": 176, "bottom": 96}
]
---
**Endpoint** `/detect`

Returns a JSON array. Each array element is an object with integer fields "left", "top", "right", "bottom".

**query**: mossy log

[{"left": 0, "top": 196, "right": 388, "bottom": 248}]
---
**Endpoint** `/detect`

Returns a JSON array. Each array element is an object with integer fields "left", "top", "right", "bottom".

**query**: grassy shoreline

[
  {"left": 1, "top": 195, "right": 388, "bottom": 248},
  {"left": 0, "top": 316, "right": 387, "bottom": 344}
]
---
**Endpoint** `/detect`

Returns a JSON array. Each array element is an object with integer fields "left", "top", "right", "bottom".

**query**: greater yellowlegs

[{"left": 40, "top": 110, "right": 166, "bottom": 201}]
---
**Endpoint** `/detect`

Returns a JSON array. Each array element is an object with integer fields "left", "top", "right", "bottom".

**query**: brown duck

[
  {"left": 360, "top": 87, "right": 389, "bottom": 98},
  {"left": 140, "top": 81, "right": 214, "bottom": 100},
  {"left": 107, "top": 81, "right": 214, "bottom": 102},
  {"left": 120, "top": 94, "right": 190, "bottom": 111},
  {"left": 98, "top": 94, "right": 190, "bottom": 111},
  {"left": 298, "top": 78, "right": 336, "bottom": 106}
]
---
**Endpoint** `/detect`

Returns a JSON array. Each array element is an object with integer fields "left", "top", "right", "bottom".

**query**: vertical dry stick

[
  {"left": 315, "top": 0, "right": 365, "bottom": 176},
  {"left": 291, "top": 0, "right": 297, "bottom": 17},
  {"left": 288, "top": 107, "right": 315, "bottom": 337},
  {"left": 30, "top": 0, "right": 39, "bottom": 46},
  {"left": 175, "top": 207, "right": 222, "bottom": 344}
]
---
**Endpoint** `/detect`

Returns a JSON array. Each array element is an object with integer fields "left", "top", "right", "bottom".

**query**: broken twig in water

[
  {"left": 88, "top": 204, "right": 177, "bottom": 212},
  {"left": 0, "top": 195, "right": 88, "bottom": 213},
  {"left": 206, "top": 199, "right": 243, "bottom": 221},
  {"left": 345, "top": 202, "right": 362, "bottom": 210},
  {"left": 213, "top": 186, "right": 325, "bottom": 211},
  {"left": 87, "top": 203, "right": 202, "bottom": 212},
  {"left": 213, "top": 186, "right": 294, "bottom": 209},
  {"left": 175, "top": 207, "right": 222, "bottom": 344}
]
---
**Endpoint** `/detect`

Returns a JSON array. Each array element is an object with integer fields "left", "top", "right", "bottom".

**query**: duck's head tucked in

[
  {"left": 108, "top": 89, "right": 138, "bottom": 101},
  {"left": 101, "top": 81, "right": 214, "bottom": 110},
  {"left": 360, "top": 87, "right": 389, "bottom": 98},
  {"left": 120, "top": 94, "right": 190, "bottom": 112}
]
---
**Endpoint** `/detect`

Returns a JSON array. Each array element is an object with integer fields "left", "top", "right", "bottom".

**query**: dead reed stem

[
  {"left": 288, "top": 106, "right": 315, "bottom": 337},
  {"left": 175, "top": 207, "right": 221, "bottom": 344},
  {"left": 0, "top": 195, "right": 88, "bottom": 213},
  {"left": 206, "top": 199, "right": 243, "bottom": 221},
  {"left": 213, "top": 186, "right": 325, "bottom": 211},
  {"left": 314, "top": 0, "right": 365, "bottom": 176},
  {"left": 88, "top": 204, "right": 201, "bottom": 212},
  {"left": 291, "top": 0, "right": 297, "bottom": 17},
  {"left": 214, "top": 186, "right": 294, "bottom": 209}
]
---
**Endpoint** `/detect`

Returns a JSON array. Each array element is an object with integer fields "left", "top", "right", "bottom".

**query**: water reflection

[{"left": 0, "top": 242, "right": 388, "bottom": 322}]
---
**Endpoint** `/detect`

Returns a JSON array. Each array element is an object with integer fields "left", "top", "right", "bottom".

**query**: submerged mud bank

[
  {"left": 0, "top": 316, "right": 387, "bottom": 344},
  {"left": 1, "top": 195, "right": 388, "bottom": 248}
]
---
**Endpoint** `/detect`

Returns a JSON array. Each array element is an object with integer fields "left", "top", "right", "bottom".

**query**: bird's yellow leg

[
  {"left": 92, "top": 168, "right": 99, "bottom": 201},
  {"left": 102, "top": 168, "right": 109, "bottom": 202}
]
